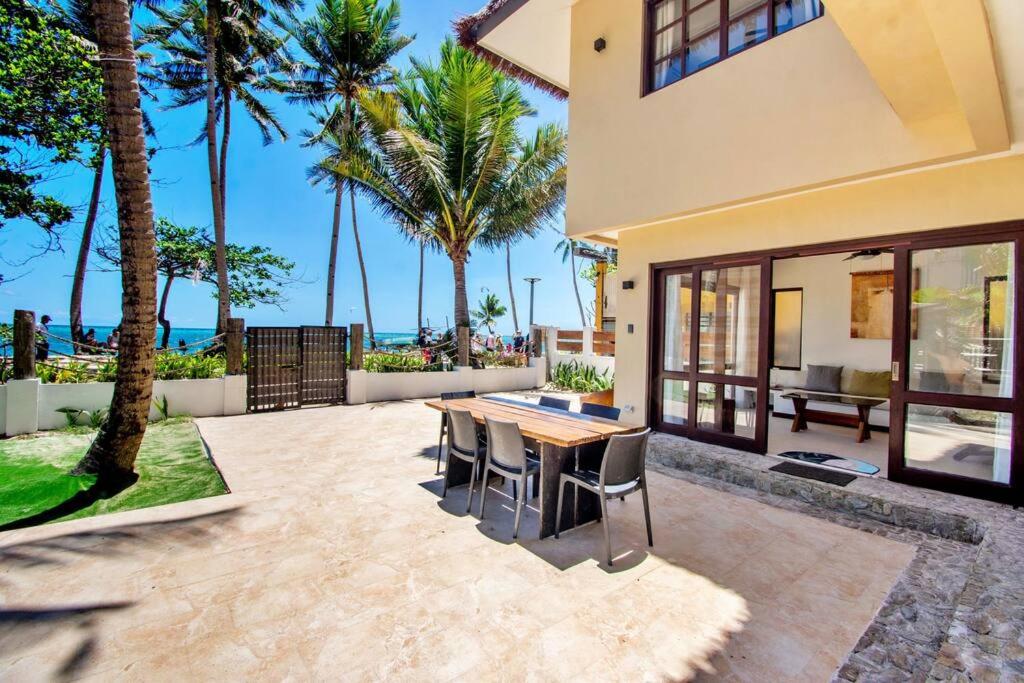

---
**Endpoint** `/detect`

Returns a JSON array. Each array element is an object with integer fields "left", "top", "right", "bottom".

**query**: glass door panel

[
  {"left": 698, "top": 265, "right": 762, "bottom": 376},
  {"left": 663, "top": 272, "right": 694, "bottom": 373},
  {"left": 891, "top": 234, "right": 1020, "bottom": 499}
]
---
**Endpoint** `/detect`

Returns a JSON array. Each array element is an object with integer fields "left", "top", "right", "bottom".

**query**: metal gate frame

[{"left": 246, "top": 326, "right": 347, "bottom": 413}]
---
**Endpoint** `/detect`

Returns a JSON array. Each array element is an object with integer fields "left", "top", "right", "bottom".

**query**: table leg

[
  {"left": 856, "top": 405, "right": 872, "bottom": 443},
  {"left": 790, "top": 396, "right": 808, "bottom": 432}
]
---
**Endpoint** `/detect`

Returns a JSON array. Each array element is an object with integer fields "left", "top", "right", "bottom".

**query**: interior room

[{"left": 768, "top": 251, "right": 894, "bottom": 476}]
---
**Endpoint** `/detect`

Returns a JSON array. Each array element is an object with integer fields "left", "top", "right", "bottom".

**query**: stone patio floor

[{"left": 0, "top": 401, "right": 919, "bottom": 681}]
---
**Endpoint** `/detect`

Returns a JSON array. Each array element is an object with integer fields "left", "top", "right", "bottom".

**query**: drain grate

[{"left": 769, "top": 461, "right": 858, "bottom": 486}]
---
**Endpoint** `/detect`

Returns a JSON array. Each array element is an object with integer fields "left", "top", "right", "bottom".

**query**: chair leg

[
  {"left": 436, "top": 418, "right": 446, "bottom": 475},
  {"left": 513, "top": 474, "right": 527, "bottom": 539},
  {"left": 600, "top": 495, "right": 612, "bottom": 567},
  {"left": 554, "top": 479, "right": 565, "bottom": 539},
  {"left": 532, "top": 472, "right": 540, "bottom": 499},
  {"left": 478, "top": 461, "right": 490, "bottom": 519},
  {"left": 442, "top": 448, "right": 451, "bottom": 499},
  {"left": 466, "top": 457, "right": 478, "bottom": 514},
  {"left": 641, "top": 481, "right": 654, "bottom": 547},
  {"left": 512, "top": 480, "right": 517, "bottom": 501}
]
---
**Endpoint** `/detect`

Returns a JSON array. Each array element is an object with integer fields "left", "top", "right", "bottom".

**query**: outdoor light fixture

[
  {"left": 622, "top": 280, "right": 635, "bottom": 290},
  {"left": 594, "top": 37, "right": 607, "bottom": 52},
  {"left": 524, "top": 277, "right": 542, "bottom": 328}
]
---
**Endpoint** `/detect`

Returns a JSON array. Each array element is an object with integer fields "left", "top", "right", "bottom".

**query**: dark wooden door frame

[
  {"left": 649, "top": 257, "right": 772, "bottom": 454},
  {"left": 889, "top": 232, "right": 1024, "bottom": 504},
  {"left": 646, "top": 218, "right": 1024, "bottom": 504}
]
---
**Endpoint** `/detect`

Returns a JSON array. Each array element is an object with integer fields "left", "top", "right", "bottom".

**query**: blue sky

[{"left": 0, "top": 0, "right": 591, "bottom": 335}]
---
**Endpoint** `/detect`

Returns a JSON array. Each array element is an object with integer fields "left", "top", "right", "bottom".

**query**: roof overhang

[{"left": 454, "top": 0, "right": 573, "bottom": 100}]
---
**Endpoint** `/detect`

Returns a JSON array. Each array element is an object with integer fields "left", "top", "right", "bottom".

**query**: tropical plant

[
  {"left": 280, "top": 0, "right": 412, "bottom": 334},
  {"left": 363, "top": 351, "right": 448, "bottom": 373},
  {"left": 0, "top": 0, "right": 105, "bottom": 280},
  {"left": 79, "top": 354, "right": 227, "bottom": 383},
  {"left": 70, "top": 0, "right": 158, "bottom": 488},
  {"left": 554, "top": 235, "right": 588, "bottom": 327},
  {"left": 330, "top": 40, "right": 567, "bottom": 362},
  {"left": 37, "top": 361, "right": 93, "bottom": 384},
  {"left": 97, "top": 217, "right": 295, "bottom": 347},
  {"left": 472, "top": 293, "right": 507, "bottom": 334},
  {"left": 152, "top": 394, "right": 171, "bottom": 421},
  {"left": 551, "top": 360, "right": 614, "bottom": 394},
  {"left": 57, "top": 406, "right": 109, "bottom": 429}
]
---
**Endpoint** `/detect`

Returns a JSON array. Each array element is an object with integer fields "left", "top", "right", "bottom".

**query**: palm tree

[
  {"left": 504, "top": 244, "right": 519, "bottom": 332},
  {"left": 72, "top": 0, "right": 157, "bottom": 485},
  {"left": 473, "top": 293, "right": 507, "bottom": 334},
  {"left": 281, "top": 0, "right": 412, "bottom": 337},
  {"left": 143, "top": 0, "right": 293, "bottom": 332},
  {"left": 555, "top": 235, "right": 587, "bottom": 327},
  {"left": 330, "top": 40, "right": 567, "bottom": 362}
]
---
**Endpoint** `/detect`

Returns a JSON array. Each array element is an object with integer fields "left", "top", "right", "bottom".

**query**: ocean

[{"left": 4, "top": 325, "right": 427, "bottom": 357}]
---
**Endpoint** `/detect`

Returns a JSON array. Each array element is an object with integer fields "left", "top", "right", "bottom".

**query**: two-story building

[{"left": 458, "top": 0, "right": 1024, "bottom": 503}]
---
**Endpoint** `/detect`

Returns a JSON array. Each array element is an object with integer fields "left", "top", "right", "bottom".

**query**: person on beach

[
  {"left": 35, "top": 315, "right": 51, "bottom": 361},
  {"left": 485, "top": 332, "right": 495, "bottom": 351},
  {"left": 83, "top": 329, "right": 97, "bottom": 347},
  {"left": 513, "top": 330, "right": 525, "bottom": 353},
  {"left": 107, "top": 327, "right": 120, "bottom": 350},
  {"left": 178, "top": 339, "right": 187, "bottom": 352}
]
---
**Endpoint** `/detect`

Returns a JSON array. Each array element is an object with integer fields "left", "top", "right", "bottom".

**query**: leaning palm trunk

[
  {"left": 205, "top": 0, "right": 230, "bottom": 334},
  {"left": 73, "top": 0, "right": 157, "bottom": 483},
  {"left": 350, "top": 183, "right": 375, "bottom": 347},
  {"left": 570, "top": 250, "right": 586, "bottom": 327},
  {"left": 505, "top": 244, "right": 519, "bottom": 332},
  {"left": 452, "top": 252, "right": 470, "bottom": 333},
  {"left": 417, "top": 240, "right": 424, "bottom": 333},
  {"left": 158, "top": 274, "right": 174, "bottom": 349},
  {"left": 219, "top": 90, "right": 231, "bottom": 219},
  {"left": 324, "top": 182, "right": 342, "bottom": 325},
  {"left": 70, "top": 145, "right": 106, "bottom": 350}
]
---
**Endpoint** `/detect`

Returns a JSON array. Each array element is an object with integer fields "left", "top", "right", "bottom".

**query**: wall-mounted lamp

[
  {"left": 622, "top": 280, "right": 634, "bottom": 290},
  {"left": 594, "top": 37, "right": 607, "bottom": 53}
]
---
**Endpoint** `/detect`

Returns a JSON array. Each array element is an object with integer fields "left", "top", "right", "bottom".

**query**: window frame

[{"left": 643, "top": 0, "right": 825, "bottom": 96}]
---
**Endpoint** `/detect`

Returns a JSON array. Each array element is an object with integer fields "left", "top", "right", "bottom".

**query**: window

[
  {"left": 646, "top": 0, "right": 823, "bottom": 93},
  {"left": 771, "top": 288, "right": 802, "bottom": 370}
]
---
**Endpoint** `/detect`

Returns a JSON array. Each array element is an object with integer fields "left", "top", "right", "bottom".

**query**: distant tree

[
  {"left": 472, "top": 293, "right": 507, "bottom": 335},
  {"left": 329, "top": 40, "right": 567, "bottom": 362},
  {"left": 0, "top": 0, "right": 105, "bottom": 278},
  {"left": 97, "top": 218, "right": 296, "bottom": 348},
  {"left": 554, "top": 235, "right": 587, "bottom": 327},
  {"left": 281, "top": 0, "right": 413, "bottom": 337},
  {"left": 142, "top": 0, "right": 294, "bottom": 333}
]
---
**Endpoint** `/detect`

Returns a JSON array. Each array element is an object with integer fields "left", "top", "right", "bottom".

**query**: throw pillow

[
  {"left": 805, "top": 364, "right": 843, "bottom": 393},
  {"left": 848, "top": 370, "right": 891, "bottom": 398}
]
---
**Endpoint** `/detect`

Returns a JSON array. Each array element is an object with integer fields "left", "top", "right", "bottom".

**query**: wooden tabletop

[{"left": 424, "top": 396, "right": 640, "bottom": 448}]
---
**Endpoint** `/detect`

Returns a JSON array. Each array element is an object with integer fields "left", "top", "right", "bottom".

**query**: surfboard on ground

[{"left": 775, "top": 450, "right": 880, "bottom": 476}]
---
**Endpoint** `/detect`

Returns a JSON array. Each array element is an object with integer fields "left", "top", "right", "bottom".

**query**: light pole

[{"left": 524, "top": 277, "right": 541, "bottom": 328}]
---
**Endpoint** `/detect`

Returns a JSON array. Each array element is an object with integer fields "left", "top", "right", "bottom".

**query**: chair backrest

[
  {"left": 539, "top": 396, "right": 571, "bottom": 411},
  {"left": 447, "top": 408, "right": 479, "bottom": 454},
  {"left": 580, "top": 402, "right": 621, "bottom": 421},
  {"left": 601, "top": 429, "right": 651, "bottom": 487},
  {"left": 441, "top": 390, "right": 477, "bottom": 401},
  {"left": 484, "top": 417, "right": 527, "bottom": 470}
]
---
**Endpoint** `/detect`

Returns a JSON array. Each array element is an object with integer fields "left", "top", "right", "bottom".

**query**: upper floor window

[{"left": 647, "top": 0, "right": 823, "bottom": 93}]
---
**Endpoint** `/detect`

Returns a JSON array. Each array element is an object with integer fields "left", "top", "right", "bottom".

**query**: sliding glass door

[
  {"left": 652, "top": 258, "right": 771, "bottom": 452},
  {"left": 890, "top": 231, "right": 1023, "bottom": 501}
]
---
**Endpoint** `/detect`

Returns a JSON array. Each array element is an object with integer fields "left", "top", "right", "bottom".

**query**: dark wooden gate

[{"left": 246, "top": 326, "right": 348, "bottom": 413}]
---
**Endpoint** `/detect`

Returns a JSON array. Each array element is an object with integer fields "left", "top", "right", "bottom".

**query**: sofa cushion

[
  {"left": 848, "top": 370, "right": 891, "bottom": 398},
  {"left": 805, "top": 364, "right": 843, "bottom": 393}
]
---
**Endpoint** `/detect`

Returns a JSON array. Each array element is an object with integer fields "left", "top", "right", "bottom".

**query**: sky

[{"left": 0, "top": 0, "right": 592, "bottom": 336}]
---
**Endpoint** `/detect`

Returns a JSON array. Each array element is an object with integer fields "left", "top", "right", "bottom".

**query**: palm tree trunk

[
  {"left": 70, "top": 145, "right": 106, "bottom": 351},
  {"left": 324, "top": 182, "right": 342, "bottom": 325},
  {"left": 158, "top": 274, "right": 174, "bottom": 349},
  {"left": 417, "top": 240, "right": 424, "bottom": 333},
  {"left": 452, "top": 252, "right": 470, "bottom": 360},
  {"left": 219, "top": 89, "right": 230, "bottom": 221},
  {"left": 350, "top": 183, "right": 375, "bottom": 347},
  {"left": 505, "top": 244, "right": 519, "bottom": 332},
  {"left": 73, "top": 0, "right": 157, "bottom": 484},
  {"left": 570, "top": 250, "right": 586, "bottom": 327},
  {"left": 205, "top": 0, "right": 230, "bottom": 335}
]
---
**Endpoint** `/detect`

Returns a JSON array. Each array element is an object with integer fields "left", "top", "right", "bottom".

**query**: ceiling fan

[{"left": 843, "top": 248, "right": 894, "bottom": 261}]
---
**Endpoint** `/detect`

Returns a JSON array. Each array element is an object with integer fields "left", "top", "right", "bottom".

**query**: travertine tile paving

[{"left": 0, "top": 401, "right": 915, "bottom": 681}]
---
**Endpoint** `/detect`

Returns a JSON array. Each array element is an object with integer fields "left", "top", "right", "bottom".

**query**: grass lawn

[{"left": 0, "top": 418, "right": 228, "bottom": 528}]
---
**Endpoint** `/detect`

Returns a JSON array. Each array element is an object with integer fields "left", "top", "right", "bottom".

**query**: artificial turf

[{"left": 0, "top": 418, "right": 228, "bottom": 528}]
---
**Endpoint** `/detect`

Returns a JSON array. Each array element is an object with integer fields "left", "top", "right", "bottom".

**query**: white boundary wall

[
  {"left": 543, "top": 327, "right": 616, "bottom": 376},
  {"left": 347, "top": 359, "right": 547, "bottom": 405},
  {"left": 2, "top": 375, "right": 247, "bottom": 436}
]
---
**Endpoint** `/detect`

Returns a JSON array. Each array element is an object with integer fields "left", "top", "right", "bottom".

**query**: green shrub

[
  {"left": 364, "top": 351, "right": 447, "bottom": 373},
  {"left": 551, "top": 360, "right": 614, "bottom": 393},
  {"left": 473, "top": 351, "right": 527, "bottom": 368}
]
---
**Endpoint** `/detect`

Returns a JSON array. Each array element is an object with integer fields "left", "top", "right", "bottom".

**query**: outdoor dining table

[{"left": 424, "top": 396, "right": 643, "bottom": 539}]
